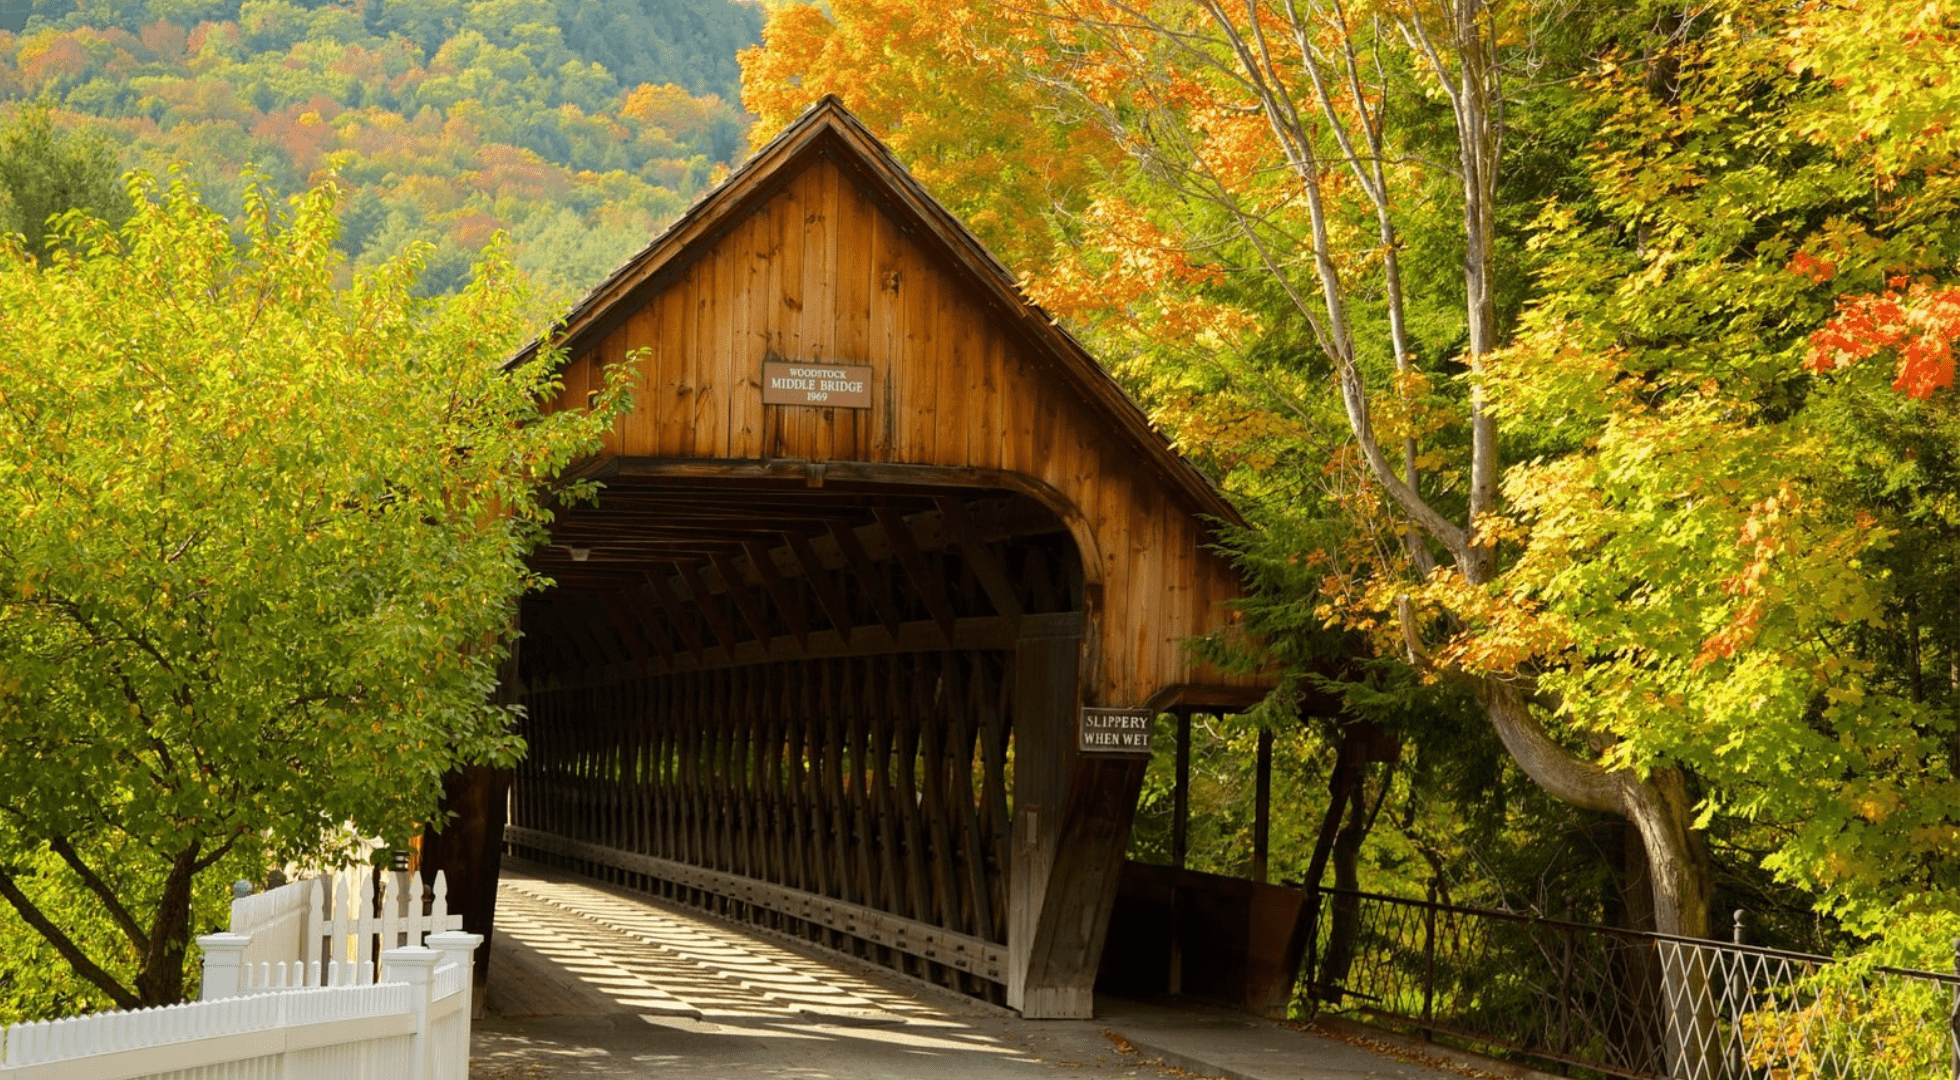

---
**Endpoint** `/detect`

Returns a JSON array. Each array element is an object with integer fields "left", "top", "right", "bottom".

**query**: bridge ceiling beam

[
  {"left": 521, "top": 482, "right": 1075, "bottom": 687},
  {"left": 643, "top": 571, "right": 707, "bottom": 666}
]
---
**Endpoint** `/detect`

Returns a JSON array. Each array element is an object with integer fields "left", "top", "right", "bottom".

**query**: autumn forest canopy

[
  {"left": 0, "top": 0, "right": 760, "bottom": 305},
  {"left": 4, "top": 0, "right": 1960, "bottom": 1038}
]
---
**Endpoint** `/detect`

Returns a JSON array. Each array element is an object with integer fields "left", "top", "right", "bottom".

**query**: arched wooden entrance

[{"left": 427, "top": 98, "right": 1271, "bottom": 1019}]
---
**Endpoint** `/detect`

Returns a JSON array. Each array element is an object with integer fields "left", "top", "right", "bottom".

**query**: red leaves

[
  {"left": 1789, "top": 250, "right": 1836, "bottom": 283},
  {"left": 1808, "top": 277, "right": 1960, "bottom": 399}
]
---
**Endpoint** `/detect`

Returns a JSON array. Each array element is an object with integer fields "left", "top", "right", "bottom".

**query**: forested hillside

[{"left": 0, "top": 0, "right": 760, "bottom": 306}]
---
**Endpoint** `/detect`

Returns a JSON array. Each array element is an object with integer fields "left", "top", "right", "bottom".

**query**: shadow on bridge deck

[
  {"left": 473, "top": 859, "right": 1167, "bottom": 1079},
  {"left": 472, "top": 859, "right": 1471, "bottom": 1080}
]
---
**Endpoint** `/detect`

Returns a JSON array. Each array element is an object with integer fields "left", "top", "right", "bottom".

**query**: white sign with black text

[{"left": 1078, "top": 707, "right": 1154, "bottom": 755}]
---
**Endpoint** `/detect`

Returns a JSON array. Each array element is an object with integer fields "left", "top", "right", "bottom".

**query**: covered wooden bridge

[{"left": 424, "top": 98, "right": 1271, "bottom": 1019}]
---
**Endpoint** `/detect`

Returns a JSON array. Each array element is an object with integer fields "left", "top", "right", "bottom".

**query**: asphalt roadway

[{"left": 470, "top": 862, "right": 1480, "bottom": 1080}]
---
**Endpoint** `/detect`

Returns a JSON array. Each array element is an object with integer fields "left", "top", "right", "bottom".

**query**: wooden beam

[
  {"left": 1008, "top": 617, "right": 1080, "bottom": 1014},
  {"left": 829, "top": 517, "right": 903, "bottom": 637},
  {"left": 514, "top": 611, "right": 1082, "bottom": 690},
  {"left": 742, "top": 540, "right": 812, "bottom": 651},
  {"left": 520, "top": 602, "right": 579, "bottom": 675},
  {"left": 633, "top": 597, "right": 677, "bottom": 664},
  {"left": 1018, "top": 755, "right": 1148, "bottom": 1018},
  {"left": 1173, "top": 709, "right": 1191, "bottom": 871},
  {"left": 1253, "top": 728, "right": 1272, "bottom": 884},
  {"left": 556, "top": 596, "right": 621, "bottom": 670},
  {"left": 874, "top": 506, "right": 956, "bottom": 645},
  {"left": 644, "top": 571, "right": 706, "bottom": 665},
  {"left": 678, "top": 562, "right": 743, "bottom": 652},
  {"left": 709, "top": 551, "right": 781, "bottom": 650},
  {"left": 786, "top": 530, "right": 856, "bottom": 636},
  {"left": 598, "top": 592, "right": 652, "bottom": 664},
  {"left": 935, "top": 496, "right": 1023, "bottom": 625}
]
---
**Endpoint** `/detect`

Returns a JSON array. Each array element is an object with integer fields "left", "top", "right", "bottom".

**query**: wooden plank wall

[{"left": 552, "top": 154, "right": 1256, "bottom": 711}]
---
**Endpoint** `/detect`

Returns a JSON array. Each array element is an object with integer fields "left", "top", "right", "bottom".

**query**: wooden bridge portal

[{"left": 423, "top": 98, "right": 1270, "bottom": 1019}]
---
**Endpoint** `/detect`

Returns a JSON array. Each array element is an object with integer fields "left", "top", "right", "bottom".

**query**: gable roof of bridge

[{"left": 513, "top": 95, "right": 1241, "bottom": 526}]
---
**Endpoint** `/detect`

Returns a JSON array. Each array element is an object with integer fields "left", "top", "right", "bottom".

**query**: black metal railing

[{"left": 1302, "top": 887, "right": 1960, "bottom": 1079}]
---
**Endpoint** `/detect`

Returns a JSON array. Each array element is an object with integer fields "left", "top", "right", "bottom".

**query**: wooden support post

[
  {"left": 418, "top": 765, "right": 511, "bottom": 1007},
  {"left": 1253, "top": 727, "right": 1272, "bottom": 884},
  {"left": 1172, "top": 710, "right": 1191, "bottom": 871},
  {"left": 1009, "top": 618, "right": 1077, "bottom": 1013},
  {"left": 1008, "top": 612, "right": 1146, "bottom": 1019}
]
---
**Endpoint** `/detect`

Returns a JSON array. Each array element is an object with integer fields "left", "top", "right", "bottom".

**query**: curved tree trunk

[
  {"left": 1475, "top": 680, "right": 1710, "bottom": 938},
  {"left": 1478, "top": 679, "right": 1713, "bottom": 1074}
]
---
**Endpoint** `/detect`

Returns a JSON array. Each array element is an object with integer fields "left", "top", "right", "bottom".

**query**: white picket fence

[
  {"left": 0, "top": 931, "right": 480, "bottom": 1080},
  {"left": 227, "top": 868, "right": 462, "bottom": 983}
]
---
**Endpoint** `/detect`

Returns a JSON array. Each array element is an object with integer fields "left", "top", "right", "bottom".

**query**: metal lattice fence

[{"left": 1302, "top": 887, "right": 1960, "bottom": 1080}]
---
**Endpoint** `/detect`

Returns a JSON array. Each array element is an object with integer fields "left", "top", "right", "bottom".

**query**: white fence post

[
  {"left": 381, "top": 945, "right": 440, "bottom": 1080},
  {"left": 427, "top": 930, "right": 483, "bottom": 1068},
  {"left": 196, "top": 933, "right": 252, "bottom": 1001}
]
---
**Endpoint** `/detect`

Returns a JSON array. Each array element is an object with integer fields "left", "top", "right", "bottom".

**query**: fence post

[
  {"left": 197, "top": 932, "right": 253, "bottom": 1000},
  {"left": 1421, "top": 884, "right": 1437, "bottom": 1039},
  {"left": 1948, "top": 938, "right": 1960, "bottom": 1080},
  {"left": 429, "top": 925, "right": 486, "bottom": 1058},
  {"left": 1309, "top": 882, "right": 1324, "bottom": 1019},
  {"left": 1729, "top": 911, "right": 1748, "bottom": 1080},
  {"left": 382, "top": 945, "right": 440, "bottom": 1080},
  {"left": 1555, "top": 917, "right": 1574, "bottom": 1061}
]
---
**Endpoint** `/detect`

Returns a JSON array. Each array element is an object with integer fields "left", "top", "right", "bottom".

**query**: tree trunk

[
  {"left": 1478, "top": 679, "right": 1714, "bottom": 1074},
  {"left": 1289, "top": 725, "right": 1361, "bottom": 1006},
  {"left": 1314, "top": 765, "right": 1369, "bottom": 1003},
  {"left": 135, "top": 843, "right": 202, "bottom": 1007}
]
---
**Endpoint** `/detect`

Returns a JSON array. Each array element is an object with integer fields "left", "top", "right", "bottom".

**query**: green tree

[
  {"left": 0, "top": 106, "right": 126, "bottom": 263},
  {"left": 0, "top": 174, "right": 626, "bottom": 1013}
]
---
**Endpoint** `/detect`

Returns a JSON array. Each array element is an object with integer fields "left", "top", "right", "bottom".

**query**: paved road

[{"left": 472, "top": 862, "right": 1464, "bottom": 1080}]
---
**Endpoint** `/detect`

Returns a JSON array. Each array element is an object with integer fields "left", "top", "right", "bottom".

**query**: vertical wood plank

[
  {"left": 807, "top": 158, "right": 841, "bottom": 462},
  {"left": 832, "top": 168, "right": 875, "bottom": 462},
  {"left": 771, "top": 175, "right": 809, "bottom": 457},
  {"left": 901, "top": 252, "right": 940, "bottom": 463},
  {"left": 657, "top": 284, "right": 692, "bottom": 458},
  {"left": 869, "top": 204, "right": 905, "bottom": 462},
  {"left": 983, "top": 651, "right": 1013, "bottom": 945},
  {"left": 893, "top": 660, "right": 931, "bottom": 926},
  {"left": 697, "top": 235, "right": 731, "bottom": 458},
  {"left": 764, "top": 668, "right": 788, "bottom": 888},
  {"left": 730, "top": 207, "right": 770, "bottom": 459},
  {"left": 951, "top": 653, "right": 996, "bottom": 942},
  {"left": 870, "top": 655, "right": 904, "bottom": 920},
  {"left": 846, "top": 659, "right": 878, "bottom": 919},
  {"left": 819, "top": 662, "right": 850, "bottom": 907}
]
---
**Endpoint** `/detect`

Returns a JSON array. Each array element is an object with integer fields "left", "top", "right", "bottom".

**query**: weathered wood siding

[{"left": 547, "top": 154, "right": 1257, "bottom": 711}]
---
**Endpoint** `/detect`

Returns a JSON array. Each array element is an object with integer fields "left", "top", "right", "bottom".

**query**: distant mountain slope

[
  {"left": 0, "top": 0, "right": 762, "bottom": 312},
  {"left": 2, "top": 0, "right": 760, "bottom": 102}
]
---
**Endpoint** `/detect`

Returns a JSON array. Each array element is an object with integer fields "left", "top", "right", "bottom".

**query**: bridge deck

[{"left": 471, "top": 861, "right": 1461, "bottom": 1080}]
